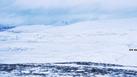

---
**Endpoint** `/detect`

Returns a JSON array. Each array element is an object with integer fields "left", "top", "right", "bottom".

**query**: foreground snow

[
  {"left": 0, "top": 18, "right": 137, "bottom": 66},
  {"left": 0, "top": 62, "right": 137, "bottom": 77}
]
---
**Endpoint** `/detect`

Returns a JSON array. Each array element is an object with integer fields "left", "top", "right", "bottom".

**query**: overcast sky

[{"left": 0, "top": 0, "right": 137, "bottom": 25}]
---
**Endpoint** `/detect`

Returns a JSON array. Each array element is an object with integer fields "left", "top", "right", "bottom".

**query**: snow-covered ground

[
  {"left": 0, "top": 62, "right": 137, "bottom": 77},
  {"left": 0, "top": 18, "right": 137, "bottom": 66}
]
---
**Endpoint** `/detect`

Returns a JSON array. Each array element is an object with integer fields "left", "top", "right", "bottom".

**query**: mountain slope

[{"left": 0, "top": 18, "right": 137, "bottom": 66}]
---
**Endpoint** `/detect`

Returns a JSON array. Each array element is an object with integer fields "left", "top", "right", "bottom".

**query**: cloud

[
  {"left": 14, "top": 0, "right": 97, "bottom": 9},
  {"left": 14, "top": 0, "right": 137, "bottom": 11},
  {"left": 98, "top": 0, "right": 137, "bottom": 13},
  {"left": 0, "top": 0, "right": 137, "bottom": 25}
]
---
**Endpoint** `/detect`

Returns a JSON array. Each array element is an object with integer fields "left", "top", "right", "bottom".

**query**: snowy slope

[{"left": 0, "top": 18, "right": 137, "bottom": 66}]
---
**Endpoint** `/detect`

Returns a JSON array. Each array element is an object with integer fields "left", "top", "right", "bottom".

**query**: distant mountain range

[{"left": 0, "top": 24, "right": 15, "bottom": 32}]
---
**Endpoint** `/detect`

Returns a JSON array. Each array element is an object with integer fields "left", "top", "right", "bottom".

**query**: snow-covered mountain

[
  {"left": 0, "top": 24, "right": 15, "bottom": 32},
  {"left": 0, "top": 18, "right": 137, "bottom": 66}
]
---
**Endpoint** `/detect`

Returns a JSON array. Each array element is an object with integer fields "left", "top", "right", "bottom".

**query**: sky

[{"left": 0, "top": 0, "right": 137, "bottom": 25}]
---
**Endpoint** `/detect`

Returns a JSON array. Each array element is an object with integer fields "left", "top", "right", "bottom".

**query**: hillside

[{"left": 0, "top": 18, "right": 137, "bottom": 66}]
